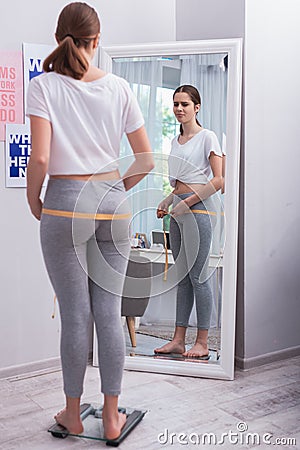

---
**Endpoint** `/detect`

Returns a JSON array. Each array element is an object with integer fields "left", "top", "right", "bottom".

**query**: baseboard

[
  {"left": 0, "top": 357, "right": 62, "bottom": 379},
  {"left": 235, "top": 345, "right": 300, "bottom": 370},
  {"left": 0, "top": 351, "right": 95, "bottom": 380}
]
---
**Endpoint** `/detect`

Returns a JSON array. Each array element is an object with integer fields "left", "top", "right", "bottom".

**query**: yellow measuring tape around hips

[{"left": 42, "top": 208, "right": 131, "bottom": 220}]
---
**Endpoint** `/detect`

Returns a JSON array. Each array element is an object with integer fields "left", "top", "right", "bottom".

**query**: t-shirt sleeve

[
  {"left": 120, "top": 79, "right": 145, "bottom": 134},
  {"left": 26, "top": 76, "right": 51, "bottom": 121},
  {"left": 205, "top": 131, "right": 223, "bottom": 159}
]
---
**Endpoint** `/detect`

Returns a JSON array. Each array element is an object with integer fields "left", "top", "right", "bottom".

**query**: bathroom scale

[
  {"left": 129, "top": 349, "right": 220, "bottom": 362},
  {"left": 48, "top": 403, "right": 146, "bottom": 447},
  {"left": 130, "top": 352, "right": 211, "bottom": 361}
]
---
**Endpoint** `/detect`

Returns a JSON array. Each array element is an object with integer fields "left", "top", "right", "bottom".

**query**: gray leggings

[
  {"left": 40, "top": 178, "right": 131, "bottom": 398},
  {"left": 170, "top": 193, "right": 216, "bottom": 330}
]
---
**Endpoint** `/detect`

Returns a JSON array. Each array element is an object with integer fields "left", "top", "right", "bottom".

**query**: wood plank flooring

[{"left": 0, "top": 356, "right": 299, "bottom": 449}]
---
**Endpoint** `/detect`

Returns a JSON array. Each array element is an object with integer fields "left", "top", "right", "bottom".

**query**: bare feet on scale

[
  {"left": 102, "top": 407, "right": 127, "bottom": 440},
  {"left": 154, "top": 339, "right": 185, "bottom": 354},
  {"left": 182, "top": 342, "right": 209, "bottom": 358},
  {"left": 54, "top": 408, "right": 84, "bottom": 434}
]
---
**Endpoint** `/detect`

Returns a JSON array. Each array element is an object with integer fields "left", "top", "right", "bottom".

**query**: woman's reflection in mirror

[{"left": 155, "top": 85, "right": 224, "bottom": 358}]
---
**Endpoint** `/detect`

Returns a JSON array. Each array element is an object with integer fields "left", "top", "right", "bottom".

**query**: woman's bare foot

[
  {"left": 154, "top": 339, "right": 185, "bottom": 354},
  {"left": 102, "top": 407, "right": 127, "bottom": 440},
  {"left": 182, "top": 342, "right": 209, "bottom": 358},
  {"left": 55, "top": 408, "right": 84, "bottom": 434}
]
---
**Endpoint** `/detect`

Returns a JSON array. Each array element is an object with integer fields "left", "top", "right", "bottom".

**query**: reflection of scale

[
  {"left": 48, "top": 403, "right": 146, "bottom": 447},
  {"left": 129, "top": 347, "right": 220, "bottom": 362}
]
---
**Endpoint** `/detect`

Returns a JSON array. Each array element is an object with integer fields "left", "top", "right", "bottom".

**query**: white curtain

[
  {"left": 180, "top": 54, "right": 227, "bottom": 145},
  {"left": 113, "top": 58, "right": 164, "bottom": 241}
]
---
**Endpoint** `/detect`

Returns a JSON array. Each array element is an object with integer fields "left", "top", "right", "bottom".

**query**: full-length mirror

[{"left": 94, "top": 39, "right": 242, "bottom": 380}]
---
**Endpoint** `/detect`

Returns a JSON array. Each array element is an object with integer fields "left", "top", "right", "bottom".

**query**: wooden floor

[{"left": 1, "top": 356, "right": 299, "bottom": 449}]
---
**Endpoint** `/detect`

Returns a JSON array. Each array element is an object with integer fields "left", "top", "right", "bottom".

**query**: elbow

[
  {"left": 147, "top": 160, "right": 155, "bottom": 172},
  {"left": 133, "top": 152, "right": 155, "bottom": 175},
  {"left": 215, "top": 176, "right": 224, "bottom": 192},
  {"left": 37, "top": 157, "right": 49, "bottom": 168},
  {"left": 148, "top": 154, "right": 155, "bottom": 171},
  {"left": 29, "top": 154, "right": 49, "bottom": 168},
  {"left": 141, "top": 154, "right": 155, "bottom": 173}
]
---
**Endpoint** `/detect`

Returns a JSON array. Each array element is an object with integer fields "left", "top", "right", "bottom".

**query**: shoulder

[
  {"left": 32, "top": 72, "right": 57, "bottom": 84},
  {"left": 27, "top": 74, "right": 48, "bottom": 99},
  {"left": 201, "top": 129, "right": 222, "bottom": 156},
  {"left": 28, "top": 73, "right": 45, "bottom": 88},
  {"left": 104, "top": 73, "right": 135, "bottom": 98},
  {"left": 107, "top": 73, "right": 130, "bottom": 89},
  {"left": 199, "top": 129, "right": 217, "bottom": 139},
  {"left": 170, "top": 135, "right": 179, "bottom": 148},
  {"left": 28, "top": 72, "right": 60, "bottom": 92},
  {"left": 199, "top": 129, "right": 220, "bottom": 144}
]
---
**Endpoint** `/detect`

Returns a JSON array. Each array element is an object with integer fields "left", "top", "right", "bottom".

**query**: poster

[
  {"left": 0, "top": 51, "right": 23, "bottom": 141},
  {"left": 6, "top": 123, "right": 31, "bottom": 187},
  {"left": 22, "top": 43, "right": 53, "bottom": 103},
  {"left": 4, "top": 43, "right": 54, "bottom": 187}
]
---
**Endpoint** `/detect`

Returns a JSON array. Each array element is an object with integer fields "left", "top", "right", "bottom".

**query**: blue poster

[{"left": 6, "top": 123, "right": 31, "bottom": 187}]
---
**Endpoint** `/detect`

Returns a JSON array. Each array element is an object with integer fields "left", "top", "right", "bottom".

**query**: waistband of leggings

[
  {"left": 174, "top": 193, "right": 217, "bottom": 216},
  {"left": 42, "top": 208, "right": 131, "bottom": 220}
]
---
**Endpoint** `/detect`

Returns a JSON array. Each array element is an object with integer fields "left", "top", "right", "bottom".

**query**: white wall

[
  {"left": 243, "top": 0, "right": 300, "bottom": 366},
  {"left": 176, "top": 0, "right": 244, "bottom": 40},
  {"left": 0, "top": 0, "right": 176, "bottom": 376}
]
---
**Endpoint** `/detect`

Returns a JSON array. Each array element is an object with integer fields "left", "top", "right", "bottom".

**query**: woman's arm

[
  {"left": 122, "top": 126, "right": 155, "bottom": 191},
  {"left": 185, "top": 153, "right": 223, "bottom": 207},
  {"left": 171, "top": 153, "right": 223, "bottom": 216},
  {"left": 26, "top": 116, "right": 51, "bottom": 220}
]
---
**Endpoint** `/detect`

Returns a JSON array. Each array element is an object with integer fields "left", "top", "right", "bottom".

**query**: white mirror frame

[{"left": 97, "top": 39, "right": 242, "bottom": 380}]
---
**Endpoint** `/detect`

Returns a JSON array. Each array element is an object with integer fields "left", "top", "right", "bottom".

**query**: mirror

[{"left": 94, "top": 39, "right": 242, "bottom": 380}]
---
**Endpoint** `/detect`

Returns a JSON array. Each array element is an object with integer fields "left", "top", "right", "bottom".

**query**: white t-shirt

[
  {"left": 26, "top": 72, "right": 144, "bottom": 175},
  {"left": 168, "top": 129, "right": 222, "bottom": 187}
]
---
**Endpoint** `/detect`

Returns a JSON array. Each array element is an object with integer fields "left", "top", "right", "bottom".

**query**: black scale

[{"left": 48, "top": 403, "right": 146, "bottom": 447}]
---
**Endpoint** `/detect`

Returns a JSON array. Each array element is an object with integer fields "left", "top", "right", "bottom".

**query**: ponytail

[
  {"left": 43, "top": 35, "right": 89, "bottom": 80},
  {"left": 43, "top": 2, "right": 100, "bottom": 80}
]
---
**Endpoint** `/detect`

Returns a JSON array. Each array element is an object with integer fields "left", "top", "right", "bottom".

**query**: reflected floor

[{"left": 124, "top": 324, "right": 220, "bottom": 363}]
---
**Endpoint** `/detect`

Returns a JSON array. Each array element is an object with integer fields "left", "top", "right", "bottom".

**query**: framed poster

[
  {"left": 5, "top": 122, "right": 31, "bottom": 187},
  {"left": 0, "top": 51, "right": 23, "bottom": 141}
]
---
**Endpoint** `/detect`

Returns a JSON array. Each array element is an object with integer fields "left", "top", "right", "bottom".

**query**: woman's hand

[
  {"left": 29, "top": 198, "right": 43, "bottom": 221},
  {"left": 156, "top": 199, "right": 171, "bottom": 219},
  {"left": 170, "top": 200, "right": 190, "bottom": 218}
]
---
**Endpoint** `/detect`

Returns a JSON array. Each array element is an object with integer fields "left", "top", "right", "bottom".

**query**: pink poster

[{"left": 0, "top": 51, "right": 24, "bottom": 141}]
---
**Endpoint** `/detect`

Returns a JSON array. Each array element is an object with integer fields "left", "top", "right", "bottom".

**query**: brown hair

[
  {"left": 43, "top": 2, "right": 100, "bottom": 80},
  {"left": 173, "top": 85, "right": 201, "bottom": 135}
]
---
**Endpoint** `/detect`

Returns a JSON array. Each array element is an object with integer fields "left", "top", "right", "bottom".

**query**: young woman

[
  {"left": 155, "top": 85, "right": 223, "bottom": 358},
  {"left": 26, "top": 2, "right": 154, "bottom": 440}
]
